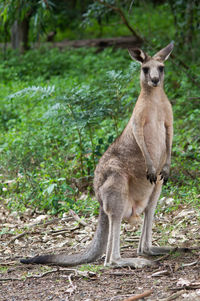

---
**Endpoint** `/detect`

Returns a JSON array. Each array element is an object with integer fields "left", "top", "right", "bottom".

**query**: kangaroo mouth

[
  {"left": 152, "top": 82, "right": 158, "bottom": 87},
  {"left": 148, "top": 81, "right": 160, "bottom": 87}
]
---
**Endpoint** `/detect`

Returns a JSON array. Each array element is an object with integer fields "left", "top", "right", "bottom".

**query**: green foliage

[
  {"left": 0, "top": 46, "right": 199, "bottom": 216},
  {"left": 78, "top": 264, "right": 104, "bottom": 274},
  {"left": 0, "top": 47, "right": 138, "bottom": 214},
  {"left": 0, "top": 0, "right": 54, "bottom": 41},
  {"left": 0, "top": 0, "right": 200, "bottom": 215}
]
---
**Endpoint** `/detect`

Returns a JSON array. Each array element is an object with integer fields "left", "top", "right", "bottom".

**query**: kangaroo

[{"left": 21, "top": 42, "right": 176, "bottom": 268}]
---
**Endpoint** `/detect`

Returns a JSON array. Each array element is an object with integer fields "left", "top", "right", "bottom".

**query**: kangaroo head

[{"left": 128, "top": 42, "right": 174, "bottom": 88}]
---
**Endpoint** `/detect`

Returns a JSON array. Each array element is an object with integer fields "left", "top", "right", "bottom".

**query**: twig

[
  {"left": 58, "top": 267, "right": 78, "bottom": 273},
  {"left": 49, "top": 225, "right": 80, "bottom": 235},
  {"left": 51, "top": 229, "right": 73, "bottom": 236},
  {"left": 69, "top": 209, "right": 88, "bottom": 227},
  {"left": 104, "top": 271, "right": 133, "bottom": 277},
  {"left": 31, "top": 217, "right": 60, "bottom": 227},
  {"left": 0, "top": 268, "right": 58, "bottom": 281},
  {"left": 0, "top": 261, "right": 17, "bottom": 266},
  {"left": 95, "top": 0, "right": 142, "bottom": 41},
  {"left": 67, "top": 273, "right": 77, "bottom": 296},
  {"left": 27, "top": 268, "right": 58, "bottom": 279},
  {"left": 0, "top": 277, "right": 22, "bottom": 281},
  {"left": 182, "top": 259, "right": 199, "bottom": 267},
  {"left": 123, "top": 289, "right": 153, "bottom": 301},
  {"left": 68, "top": 273, "right": 75, "bottom": 286},
  {"left": 153, "top": 253, "right": 170, "bottom": 262},
  {"left": 151, "top": 270, "right": 169, "bottom": 277},
  {"left": 7, "top": 231, "right": 29, "bottom": 246},
  {"left": 124, "top": 237, "right": 140, "bottom": 242},
  {"left": 128, "top": 0, "right": 135, "bottom": 14},
  {"left": 159, "top": 290, "right": 185, "bottom": 301},
  {"left": 170, "top": 284, "right": 200, "bottom": 291}
]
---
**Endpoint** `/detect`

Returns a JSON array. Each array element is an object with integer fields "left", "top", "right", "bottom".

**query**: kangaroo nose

[{"left": 151, "top": 77, "right": 159, "bottom": 85}]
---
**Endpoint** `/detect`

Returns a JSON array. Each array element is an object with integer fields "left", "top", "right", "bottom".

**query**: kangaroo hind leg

[
  {"left": 100, "top": 174, "right": 153, "bottom": 268},
  {"left": 138, "top": 181, "right": 174, "bottom": 256}
]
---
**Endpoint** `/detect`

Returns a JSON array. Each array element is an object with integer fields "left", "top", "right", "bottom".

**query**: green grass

[{"left": 0, "top": 266, "right": 8, "bottom": 273}]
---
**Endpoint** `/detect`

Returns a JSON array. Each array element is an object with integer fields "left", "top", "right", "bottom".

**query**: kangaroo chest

[{"left": 143, "top": 99, "right": 169, "bottom": 168}]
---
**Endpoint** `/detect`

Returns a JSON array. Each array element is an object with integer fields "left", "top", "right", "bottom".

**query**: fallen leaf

[{"left": 177, "top": 278, "right": 191, "bottom": 287}]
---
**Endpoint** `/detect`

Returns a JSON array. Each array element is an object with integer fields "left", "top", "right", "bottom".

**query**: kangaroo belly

[{"left": 123, "top": 177, "right": 155, "bottom": 223}]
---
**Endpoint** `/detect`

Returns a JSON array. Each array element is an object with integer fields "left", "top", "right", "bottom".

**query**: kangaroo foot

[{"left": 107, "top": 257, "right": 156, "bottom": 268}]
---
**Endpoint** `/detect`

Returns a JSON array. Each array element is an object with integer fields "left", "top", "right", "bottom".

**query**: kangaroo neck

[{"left": 140, "top": 83, "right": 164, "bottom": 99}]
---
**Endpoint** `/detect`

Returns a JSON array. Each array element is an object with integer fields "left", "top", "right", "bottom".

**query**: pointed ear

[
  {"left": 153, "top": 42, "right": 174, "bottom": 62},
  {"left": 128, "top": 48, "right": 148, "bottom": 64}
]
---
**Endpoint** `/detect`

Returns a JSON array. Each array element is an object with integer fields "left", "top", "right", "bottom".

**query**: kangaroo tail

[{"left": 20, "top": 207, "right": 109, "bottom": 266}]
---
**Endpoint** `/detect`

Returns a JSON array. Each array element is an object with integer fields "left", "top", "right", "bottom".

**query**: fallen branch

[
  {"left": 104, "top": 271, "right": 133, "bottom": 277},
  {"left": 31, "top": 217, "right": 61, "bottom": 227},
  {"left": 0, "top": 268, "right": 58, "bottom": 281},
  {"left": 69, "top": 209, "right": 88, "bottom": 227},
  {"left": 153, "top": 253, "right": 170, "bottom": 262},
  {"left": 182, "top": 259, "right": 199, "bottom": 267},
  {"left": 7, "top": 231, "right": 28, "bottom": 246},
  {"left": 0, "top": 261, "right": 17, "bottom": 266},
  {"left": 170, "top": 284, "right": 200, "bottom": 291},
  {"left": 27, "top": 268, "right": 58, "bottom": 279},
  {"left": 66, "top": 273, "right": 77, "bottom": 296},
  {"left": 51, "top": 229, "right": 75, "bottom": 236},
  {"left": 151, "top": 270, "right": 169, "bottom": 277},
  {"left": 122, "top": 289, "right": 153, "bottom": 301},
  {"left": 0, "top": 277, "right": 22, "bottom": 282},
  {"left": 159, "top": 290, "right": 185, "bottom": 301}
]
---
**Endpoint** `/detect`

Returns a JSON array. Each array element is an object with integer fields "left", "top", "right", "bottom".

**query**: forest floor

[{"left": 0, "top": 198, "right": 200, "bottom": 301}]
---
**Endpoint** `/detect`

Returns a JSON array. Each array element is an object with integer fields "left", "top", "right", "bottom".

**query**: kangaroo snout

[{"left": 151, "top": 77, "right": 159, "bottom": 86}]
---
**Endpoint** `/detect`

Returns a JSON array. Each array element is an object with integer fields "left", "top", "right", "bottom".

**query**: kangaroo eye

[
  {"left": 159, "top": 66, "right": 164, "bottom": 72},
  {"left": 142, "top": 67, "right": 149, "bottom": 74}
]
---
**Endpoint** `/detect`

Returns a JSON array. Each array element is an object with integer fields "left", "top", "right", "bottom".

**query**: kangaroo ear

[
  {"left": 128, "top": 48, "right": 148, "bottom": 64},
  {"left": 153, "top": 42, "right": 174, "bottom": 62}
]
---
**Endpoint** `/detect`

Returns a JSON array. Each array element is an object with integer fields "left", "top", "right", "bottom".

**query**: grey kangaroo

[{"left": 21, "top": 42, "right": 176, "bottom": 268}]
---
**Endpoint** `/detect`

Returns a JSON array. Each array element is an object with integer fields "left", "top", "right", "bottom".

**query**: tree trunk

[{"left": 11, "top": 17, "right": 30, "bottom": 53}]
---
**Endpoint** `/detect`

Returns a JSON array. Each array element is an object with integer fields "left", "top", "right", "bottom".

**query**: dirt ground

[{"left": 0, "top": 199, "right": 200, "bottom": 301}]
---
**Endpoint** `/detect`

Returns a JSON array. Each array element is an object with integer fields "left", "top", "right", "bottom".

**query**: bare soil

[{"left": 0, "top": 200, "right": 200, "bottom": 301}]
